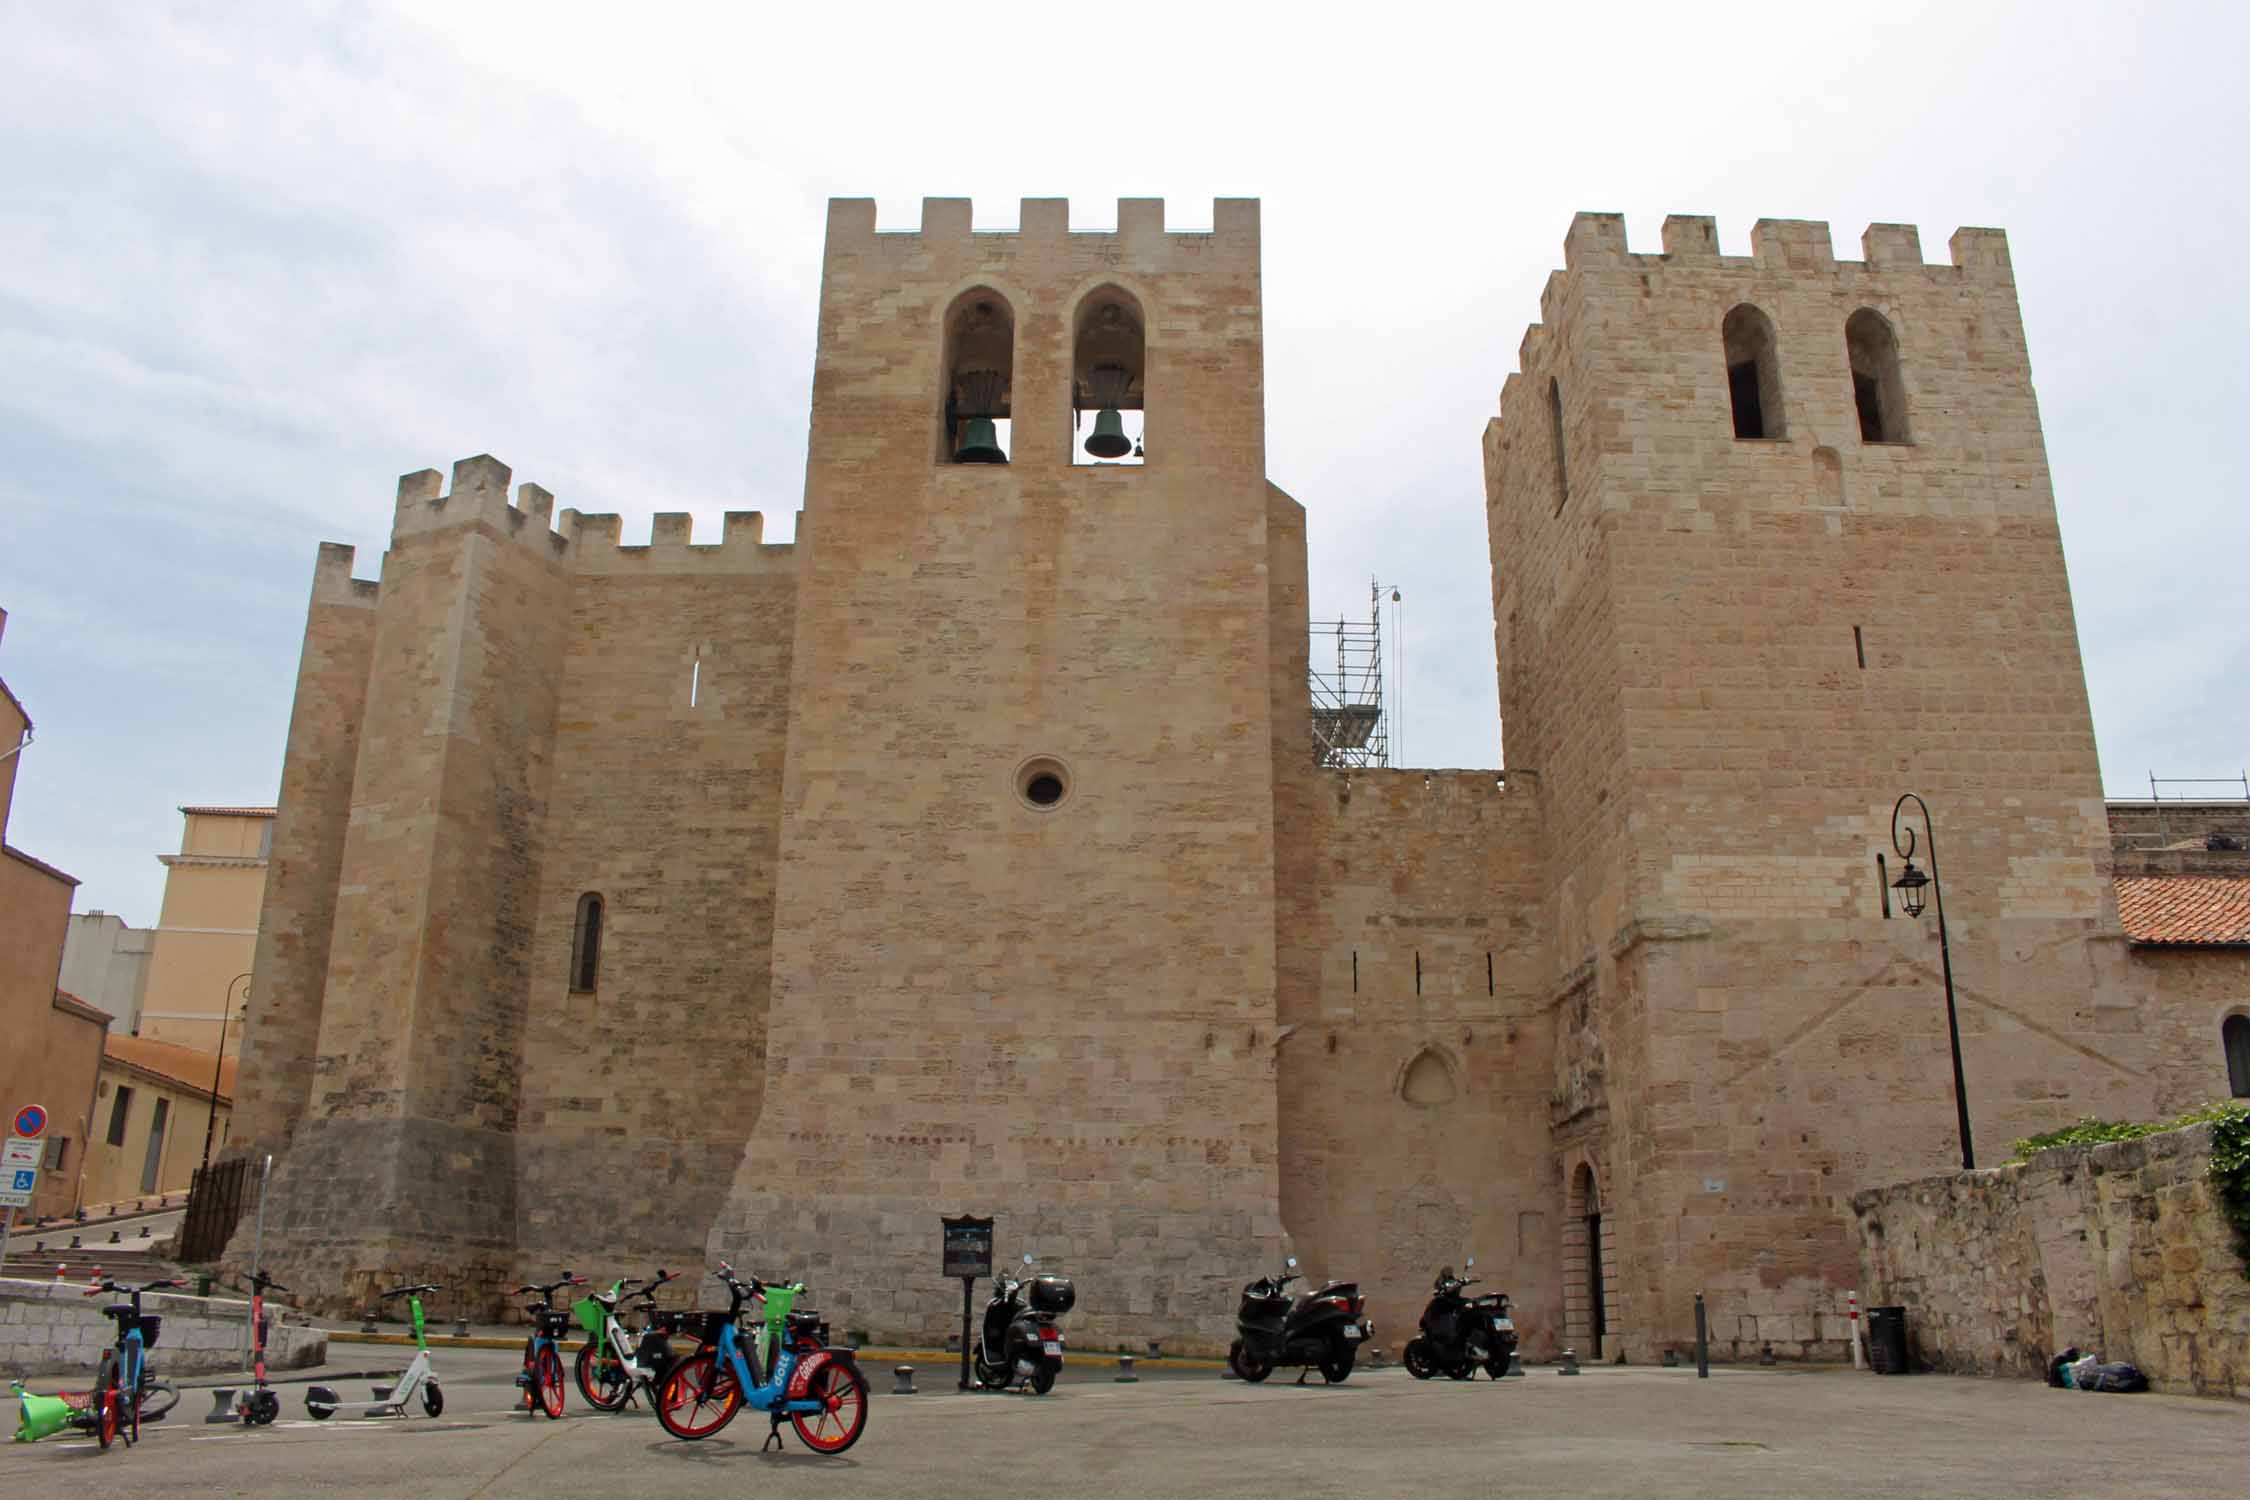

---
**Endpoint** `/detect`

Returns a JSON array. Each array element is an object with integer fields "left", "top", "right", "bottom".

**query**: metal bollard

[
  {"left": 1662, "top": 1348, "right": 1680, "bottom": 1368},
  {"left": 1506, "top": 1352, "right": 1525, "bottom": 1377},
  {"left": 1115, "top": 1355, "right": 1137, "bottom": 1383},
  {"left": 1694, "top": 1290, "right": 1709, "bottom": 1379},
  {"left": 139, "top": 1226, "right": 150, "bottom": 1239},
  {"left": 1759, "top": 1342, "right": 1776, "bottom": 1366},
  {"left": 1367, "top": 1346, "right": 1384, "bottom": 1369},
  {"left": 893, "top": 1365, "right": 915, "bottom": 1395},
  {"left": 361, "top": 1309, "right": 378, "bottom": 1334},
  {"left": 453, "top": 1317, "right": 469, "bottom": 1339},
  {"left": 205, "top": 1389, "right": 240, "bottom": 1423},
  {"left": 108, "top": 1230, "right": 120, "bottom": 1244},
  {"left": 1557, "top": 1348, "right": 1580, "bottom": 1375},
  {"left": 68, "top": 1235, "right": 81, "bottom": 1249},
  {"left": 1147, "top": 1340, "right": 1162, "bottom": 1359}
]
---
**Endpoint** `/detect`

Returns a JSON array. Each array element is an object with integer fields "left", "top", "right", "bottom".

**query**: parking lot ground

[{"left": 6, "top": 1348, "right": 2246, "bottom": 1499}]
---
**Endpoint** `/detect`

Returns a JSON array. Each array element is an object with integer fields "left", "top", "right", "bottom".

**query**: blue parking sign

[{"left": 9, "top": 1170, "right": 32, "bottom": 1192}]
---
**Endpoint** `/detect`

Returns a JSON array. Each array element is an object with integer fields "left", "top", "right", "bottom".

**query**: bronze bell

[
  {"left": 951, "top": 368, "right": 1008, "bottom": 464},
  {"left": 1084, "top": 408, "right": 1131, "bottom": 459},
  {"left": 1083, "top": 362, "right": 1134, "bottom": 459},
  {"left": 955, "top": 417, "right": 1005, "bottom": 464}
]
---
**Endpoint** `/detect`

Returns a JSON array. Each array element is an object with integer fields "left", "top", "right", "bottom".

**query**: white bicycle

[
  {"left": 572, "top": 1269, "right": 682, "bottom": 1413},
  {"left": 305, "top": 1282, "right": 446, "bottom": 1419}
]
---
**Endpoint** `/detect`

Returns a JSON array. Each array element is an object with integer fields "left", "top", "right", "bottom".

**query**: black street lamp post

[
  {"left": 197, "top": 974, "right": 252, "bottom": 1182},
  {"left": 1880, "top": 794, "right": 1975, "bottom": 1171}
]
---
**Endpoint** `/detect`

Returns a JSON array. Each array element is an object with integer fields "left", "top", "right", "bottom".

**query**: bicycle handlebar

[
  {"left": 83, "top": 1277, "right": 183, "bottom": 1298},
  {"left": 378, "top": 1283, "right": 443, "bottom": 1301},
  {"left": 248, "top": 1269, "right": 288, "bottom": 1293}
]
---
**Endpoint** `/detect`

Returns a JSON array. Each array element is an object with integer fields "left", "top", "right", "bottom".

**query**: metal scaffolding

[{"left": 1310, "top": 579, "right": 1391, "bottom": 769}]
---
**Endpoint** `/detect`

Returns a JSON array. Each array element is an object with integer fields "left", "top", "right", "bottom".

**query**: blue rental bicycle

[
  {"left": 512, "top": 1273, "right": 586, "bottom": 1419},
  {"left": 654, "top": 1262, "right": 868, "bottom": 1454},
  {"left": 85, "top": 1276, "right": 186, "bottom": 1451}
]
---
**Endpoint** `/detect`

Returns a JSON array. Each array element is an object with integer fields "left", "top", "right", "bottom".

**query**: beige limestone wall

[
  {"left": 227, "top": 546, "right": 378, "bottom": 1159},
  {"left": 2133, "top": 948, "right": 2250, "bottom": 1114},
  {"left": 512, "top": 529, "right": 797, "bottom": 1280},
  {"left": 710, "top": 199, "right": 1284, "bottom": 1354},
  {"left": 83, "top": 1063, "right": 228, "bottom": 1204},
  {"left": 1853, "top": 1122, "right": 2250, "bottom": 1397}
]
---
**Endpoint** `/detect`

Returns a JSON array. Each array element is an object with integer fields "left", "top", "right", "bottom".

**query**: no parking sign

[{"left": 12, "top": 1104, "right": 46, "bottom": 1139}]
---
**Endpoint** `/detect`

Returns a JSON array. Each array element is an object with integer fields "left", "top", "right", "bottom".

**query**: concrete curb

[{"left": 323, "top": 1329, "right": 1228, "bottom": 1370}]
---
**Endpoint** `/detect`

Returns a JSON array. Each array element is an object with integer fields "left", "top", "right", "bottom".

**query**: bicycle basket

[
  {"left": 571, "top": 1296, "right": 605, "bottom": 1339},
  {"left": 136, "top": 1314, "right": 163, "bottom": 1350}
]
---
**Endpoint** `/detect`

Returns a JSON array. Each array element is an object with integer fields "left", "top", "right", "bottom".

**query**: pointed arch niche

[
  {"left": 939, "top": 288, "right": 1014, "bottom": 464},
  {"left": 1562, "top": 1153, "right": 1618, "bottom": 1359},
  {"left": 1846, "top": 308, "right": 1910, "bottom": 444},
  {"left": 1397, "top": 1045, "right": 1459, "bottom": 1108},
  {"left": 1722, "top": 304, "right": 1785, "bottom": 440},
  {"left": 1071, "top": 285, "right": 1145, "bottom": 466}
]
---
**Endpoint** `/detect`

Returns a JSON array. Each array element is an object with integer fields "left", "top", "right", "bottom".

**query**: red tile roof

[
  {"left": 103, "top": 1034, "right": 237, "bottom": 1103},
  {"left": 53, "top": 989, "right": 113, "bottom": 1026},
  {"left": 2116, "top": 875, "right": 2250, "bottom": 946},
  {"left": 178, "top": 806, "right": 276, "bottom": 819}
]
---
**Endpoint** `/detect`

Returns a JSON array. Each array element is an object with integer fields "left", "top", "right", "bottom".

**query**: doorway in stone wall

[{"left": 1567, "top": 1161, "right": 1607, "bottom": 1359}]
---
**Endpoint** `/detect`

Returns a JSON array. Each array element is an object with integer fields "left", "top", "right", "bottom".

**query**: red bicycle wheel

[
  {"left": 93, "top": 1353, "right": 120, "bottom": 1452},
  {"left": 655, "top": 1352, "right": 740, "bottom": 1441},
  {"left": 575, "top": 1343, "right": 629, "bottom": 1411},
  {"left": 535, "top": 1347, "right": 565, "bottom": 1419},
  {"left": 790, "top": 1359, "right": 869, "bottom": 1455}
]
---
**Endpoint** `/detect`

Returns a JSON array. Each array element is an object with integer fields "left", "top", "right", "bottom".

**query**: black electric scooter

[
  {"left": 973, "top": 1253, "right": 1075, "bottom": 1395},
  {"left": 1228, "top": 1255, "right": 1370, "bottom": 1384},
  {"left": 1404, "top": 1256, "right": 1518, "bottom": 1380}
]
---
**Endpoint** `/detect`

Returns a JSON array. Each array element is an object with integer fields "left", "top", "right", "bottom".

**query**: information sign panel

[
  {"left": 942, "top": 1214, "right": 994, "bottom": 1280},
  {"left": 0, "top": 1165, "right": 37, "bottom": 1208},
  {"left": 1, "top": 1137, "right": 40, "bottom": 1171}
]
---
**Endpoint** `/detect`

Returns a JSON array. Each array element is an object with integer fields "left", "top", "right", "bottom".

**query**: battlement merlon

[
  {"left": 310, "top": 542, "right": 381, "bottom": 608},
  {"left": 384, "top": 454, "right": 797, "bottom": 576},
  {"left": 1553, "top": 211, "right": 2013, "bottom": 283},
  {"left": 822, "top": 195, "right": 1261, "bottom": 254}
]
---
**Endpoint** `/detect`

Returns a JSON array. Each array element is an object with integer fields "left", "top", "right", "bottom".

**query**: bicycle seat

[{"left": 102, "top": 1302, "right": 136, "bottom": 1322}]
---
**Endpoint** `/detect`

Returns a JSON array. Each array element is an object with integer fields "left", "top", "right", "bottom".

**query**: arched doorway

[{"left": 1565, "top": 1159, "right": 1610, "bottom": 1359}]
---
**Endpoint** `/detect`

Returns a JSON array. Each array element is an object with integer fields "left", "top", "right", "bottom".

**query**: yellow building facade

[
  {"left": 81, "top": 1035, "right": 236, "bottom": 1208},
  {"left": 139, "top": 807, "right": 268, "bottom": 1051}
]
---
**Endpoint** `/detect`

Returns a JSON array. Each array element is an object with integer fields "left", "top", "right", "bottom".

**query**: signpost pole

[
  {"left": 0, "top": 1204, "right": 15, "bottom": 1279},
  {"left": 959, "top": 1276, "right": 974, "bottom": 1390}
]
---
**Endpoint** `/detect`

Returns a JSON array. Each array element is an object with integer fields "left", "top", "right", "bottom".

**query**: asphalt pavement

[{"left": 5, "top": 1346, "right": 2246, "bottom": 1498}]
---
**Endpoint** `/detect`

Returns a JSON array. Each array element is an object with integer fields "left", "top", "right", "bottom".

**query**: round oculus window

[{"left": 1013, "top": 756, "right": 1072, "bottom": 812}]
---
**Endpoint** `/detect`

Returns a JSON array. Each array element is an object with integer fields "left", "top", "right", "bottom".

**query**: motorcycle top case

[{"left": 1027, "top": 1275, "right": 1075, "bottom": 1316}]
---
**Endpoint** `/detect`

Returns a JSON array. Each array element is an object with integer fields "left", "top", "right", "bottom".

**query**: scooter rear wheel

[
  {"left": 575, "top": 1343, "right": 631, "bottom": 1412},
  {"left": 1402, "top": 1337, "right": 1436, "bottom": 1380},
  {"left": 1228, "top": 1339, "right": 1274, "bottom": 1384},
  {"left": 1030, "top": 1358, "right": 1058, "bottom": 1396},
  {"left": 246, "top": 1389, "right": 281, "bottom": 1426},
  {"left": 1320, "top": 1337, "right": 1355, "bottom": 1384}
]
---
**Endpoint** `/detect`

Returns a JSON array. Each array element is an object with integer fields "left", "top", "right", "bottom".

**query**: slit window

[
  {"left": 940, "top": 289, "right": 1014, "bottom": 465},
  {"left": 1072, "top": 286, "right": 1147, "bottom": 466},
  {"left": 1548, "top": 376, "right": 1569, "bottom": 512},
  {"left": 1846, "top": 308, "right": 1909, "bottom": 443},
  {"left": 106, "top": 1085, "right": 134, "bottom": 1146},
  {"left": 571, "top": 892, "right": 604, "bottom": 993},
  {"left": 2226, "top": 1014, "right": 2250, "bottom": 1098},
  {"left": 1722, "top": 304, "right": 1784, "bottom": 440}
]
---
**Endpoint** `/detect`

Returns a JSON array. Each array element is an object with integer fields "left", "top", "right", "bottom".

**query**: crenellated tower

[
  {"left": 1484, "top": 214, "right": 2137, "bottom": 1361},
  {"left": 705, "top": 197, "right": 1288, "bottom": 1349}
]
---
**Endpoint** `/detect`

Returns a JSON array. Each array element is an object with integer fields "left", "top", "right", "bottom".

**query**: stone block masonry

[
  {"left": 1853, "top": 1122, "right": 2250, "bottom": 1397},
  {"left": 0, "top": 1278, "right": 327, "bottom": 1378}
]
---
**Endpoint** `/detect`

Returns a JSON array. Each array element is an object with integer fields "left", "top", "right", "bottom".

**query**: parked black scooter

[
  {"left": 1228, "top": 1255, "right": 1370, "bottom": 1384},
  {"left": 974, "top": 1254, "right": 1075, "bottom": 1395},
  {"left": 1403, "top": 1256, "right": 1517, "bottom": 1381}
]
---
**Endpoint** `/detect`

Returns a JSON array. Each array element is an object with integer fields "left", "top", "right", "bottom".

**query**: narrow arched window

[
  {"left": 1072, "top": 286, "right": 1145, "bottom": 466},
  {"left": 939, "top": 289, "right": 1014, "bottom": 465},
  {"left": 1723, "top": 304, "right": 1784, "bottom": 440},
  {"left": 1548, "top": 377, "right": 1569, "bottom": 513},
  {"left": 1846, "top": 308, "right": 1909, "bottom": 444},
  {"left": 570, "top": 893, "right": 604, "bottom": 993},
  {"left": 2225, "top": 1014, "right": 2250, "bottom": 1098}
]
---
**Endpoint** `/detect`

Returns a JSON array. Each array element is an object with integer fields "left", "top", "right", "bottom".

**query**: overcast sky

[{"left": 3, "top": 1, "right": 2245, "bottom": 927}]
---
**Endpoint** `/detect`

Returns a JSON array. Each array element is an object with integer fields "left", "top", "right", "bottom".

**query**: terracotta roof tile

[
  {"left": 2115, "top": 875, "right": 2250, "bottom": 946},
  {"left": 102, "top": 1034, "right": 237, "bottom": 1102},
  {"left": 178, "top": 805, "right": 276, "bottom": 819}
]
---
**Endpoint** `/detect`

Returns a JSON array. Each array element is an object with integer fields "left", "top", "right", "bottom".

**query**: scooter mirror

[{"left": 1023, "top": 1253, "right": 1035, "bottom": 1266}]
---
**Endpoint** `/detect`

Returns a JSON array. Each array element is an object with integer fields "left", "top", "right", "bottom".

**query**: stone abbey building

[{"left": 224, "top": 199, "right": 2250, "bottom": 1359}]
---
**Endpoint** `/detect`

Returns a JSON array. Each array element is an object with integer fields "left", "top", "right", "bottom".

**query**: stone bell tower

[{"left": 706, "top": 198, "right": 1288, "bottom": 1350}]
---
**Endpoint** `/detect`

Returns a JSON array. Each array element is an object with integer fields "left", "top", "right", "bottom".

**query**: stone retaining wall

[
  {"left": 0, "top": 1278, "right": 327, "bottom": 1378},
  {"left": 1852, "top": 1123, "right": 2250, "bottom": 1398}
]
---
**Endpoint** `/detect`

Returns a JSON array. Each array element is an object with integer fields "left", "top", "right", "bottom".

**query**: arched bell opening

[
  {"left": 1845, "top": 307, "right": 1910, "bottom": 445},
  {"left": 1071, "top": 286, "right": 1145, "bottom": 466},
  {"left": 939, "top": 289, "right": 1015, "bottom": 465},
  {"left": 1722, "top": 304, "right": 1785, "bottom": 440}
]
